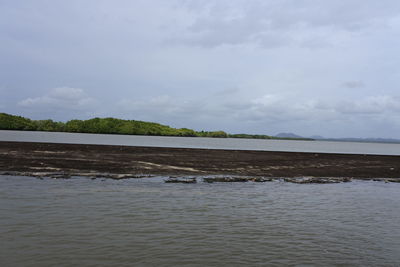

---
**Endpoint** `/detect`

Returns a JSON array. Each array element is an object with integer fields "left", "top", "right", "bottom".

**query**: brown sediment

[{"left": 0, "top": 141, "right": 399, "bottom": 180}]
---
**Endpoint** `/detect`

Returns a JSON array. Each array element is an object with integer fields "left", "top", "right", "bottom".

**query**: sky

[{"left": 1, "top": 0, "right": 400, "bottom": 138}]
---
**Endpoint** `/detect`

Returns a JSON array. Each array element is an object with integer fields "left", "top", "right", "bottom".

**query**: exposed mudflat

[{"left": 0, "top": 141, "right": 399, "bottom": 180}]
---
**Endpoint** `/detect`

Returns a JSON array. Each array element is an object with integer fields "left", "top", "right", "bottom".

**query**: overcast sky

[{"left": 1, "top": 0, "right": 400, "bottom": 138}]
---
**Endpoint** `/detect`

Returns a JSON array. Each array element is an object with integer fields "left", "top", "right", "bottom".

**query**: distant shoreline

[
  {"left": 0, "top": 112, "right": 312, "bottom": 141},
  {"left": 1, "top": 141, "right": 399, "bottom": 180}
]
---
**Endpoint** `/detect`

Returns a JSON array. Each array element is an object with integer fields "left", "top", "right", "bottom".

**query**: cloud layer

[
  {"left": 178, "top": 0, "right": 400, "bottom": 48},
  {"left": 18, "top": 87, "right": 95, "bottom": 108},
  {"left": 1, "top": 0, "right": 400, "bottom": 138}
]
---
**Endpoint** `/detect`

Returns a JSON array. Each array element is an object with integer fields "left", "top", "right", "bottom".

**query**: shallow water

[
  {"left": 1, "top": 175, "right": 400, "bottom": 266},
  {"left": 1, "top": 130, "right": 400, "bottom": 155}
]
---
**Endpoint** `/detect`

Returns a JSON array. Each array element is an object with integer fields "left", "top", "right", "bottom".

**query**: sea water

[{"left": 1, "top": 175, "right": 400, "bottom": 266}]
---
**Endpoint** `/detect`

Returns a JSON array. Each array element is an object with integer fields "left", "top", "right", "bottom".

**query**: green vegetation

[
  {"left": 0, "top": 113, "right": 312, "bottom": 140},
  {"left": 0, "top": 113, "right": 227, "bottom": 137},
  {"left": 228, "top": 133, "right": 274, "bottom": 139},
  {"left": 228, "top": 133, "right": 312, "bottom": 141}
]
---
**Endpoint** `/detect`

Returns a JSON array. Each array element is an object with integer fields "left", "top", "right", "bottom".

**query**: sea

[{"left": 1, "top": 130, "right": 400, "bottom": 155}]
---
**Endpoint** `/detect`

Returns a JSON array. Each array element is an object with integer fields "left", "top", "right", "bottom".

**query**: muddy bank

[{"left": 0, "top": 141, "right": 399, "bottom": 179}]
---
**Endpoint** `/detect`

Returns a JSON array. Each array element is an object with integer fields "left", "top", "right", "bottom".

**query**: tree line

[
  {"left": 0, "top": 113, "right": 312, "bottom": 140},
  {"left": 0, "top": 113, "right": 228, "bottom": 137}
]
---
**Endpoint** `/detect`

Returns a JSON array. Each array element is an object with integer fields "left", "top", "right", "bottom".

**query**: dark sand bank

[{"left": 0, "top": 141, "right": 399, "bottom": 180}]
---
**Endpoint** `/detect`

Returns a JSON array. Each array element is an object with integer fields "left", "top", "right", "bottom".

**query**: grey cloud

[
  {"left": 335, "top": 95, "right": 400, "bottom": 114},
  {"left": 342, "top": 81, "right": 365, "bottom": 88},
  {"left": 178, "top": 0, "right": 400, "bottom": 48},
  {"left": 118, "top": 95, "right": 207, "bottom": 122},
  {"left": 212, "top": 88, "right": 240, "bottom": 96}
]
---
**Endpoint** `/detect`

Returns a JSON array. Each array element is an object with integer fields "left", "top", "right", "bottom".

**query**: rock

[
  {"left": 0, "top": 171, "right": 19, "bottom": 176},
  {"left": 284, "top": 177, "right": 351, "bottom": 184},
  {"left": 385, "top": 178, "right": 400, "bottom": 183},
  {"left": 371, "top": 178, "right": 400, "bottom": 183},
  {"left": 79, "top": 173, "right": 154, "bottom": 179},
  {"left": 49, "top": 172, "right": 71, "bottom": 179},
  {"left": 251, "top": 177, "right": 275, "bottom": 182},
  {"left": 165, "top": 178, "right": 197, "bottom": 184},
  {"left": 203, "top": 177, "right": 249, "bottom": 183}
]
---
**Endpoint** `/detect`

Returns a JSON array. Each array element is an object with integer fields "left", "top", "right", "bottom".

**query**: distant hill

[
  {"left": 309, "top": 135, "right": 325, "bottom": 140},
  {"left": 276, "top": 132, "right": 400, "bottom": 144},
  {"left": 275, "top": 132, "right": 305, "bottom": 139}
]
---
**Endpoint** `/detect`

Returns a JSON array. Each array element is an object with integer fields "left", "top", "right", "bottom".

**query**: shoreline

[{"left": 1, "top": 141, "right": 399, "bottom": 181}]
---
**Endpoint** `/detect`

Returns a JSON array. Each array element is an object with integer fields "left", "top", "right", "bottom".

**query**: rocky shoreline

[
  {"left": 1, "top": 171, "right": 400, "bottom": 184},
  {"left": 0, "top": 171, "right": 154, "bottom": 180},
  {"left": 0, "top": 141, "right": 399, "bottom": 183}
]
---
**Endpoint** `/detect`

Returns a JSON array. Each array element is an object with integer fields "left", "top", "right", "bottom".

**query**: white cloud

[
  {"left": 49, "top": 87, "right": 86, "bottom": 100},
  {"left": 18, "top": 87, "right": 97, "bottom": 109}
]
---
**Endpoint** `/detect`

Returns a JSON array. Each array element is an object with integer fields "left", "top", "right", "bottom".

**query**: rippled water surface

[{"left": 1, "top": 176, "right": 400, "bottom": 266}]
